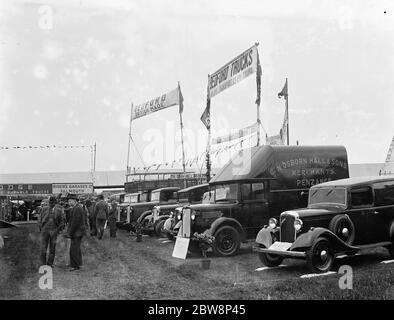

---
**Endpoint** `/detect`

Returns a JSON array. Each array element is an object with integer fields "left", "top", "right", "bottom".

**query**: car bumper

[{"left": 253, "top": 245, "right": 306, "bottom": 258}]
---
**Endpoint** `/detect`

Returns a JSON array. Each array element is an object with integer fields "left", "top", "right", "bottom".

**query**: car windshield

[
  {"left": 308, "top": 187, "right": 347, "bottom": 207},
  {"left": 177, "top": 191, "right": 189, "bottom": 202},
  {"left": 215, "top": 184, "right": 238, "bottom": 202}
]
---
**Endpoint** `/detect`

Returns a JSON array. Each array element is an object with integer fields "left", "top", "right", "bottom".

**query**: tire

[
  {"left": 306, "top": 237, "right": 334, "bottom": 273},
  {"left": 329, "top": 215, "right": 355, "bottom": 245},
  {"left": 154, "top": 219, "right": 167, "bottom": 238},
  {"left": 258, "top": 245, "right": 284, "bottom": 267},
  {"left": 213, "top": 225, "right": 240, "bottom": 257}
]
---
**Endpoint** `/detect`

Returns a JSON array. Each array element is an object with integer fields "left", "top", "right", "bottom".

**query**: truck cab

[{"left": 179, "top": 145, "right": 350, "bottom": 256}]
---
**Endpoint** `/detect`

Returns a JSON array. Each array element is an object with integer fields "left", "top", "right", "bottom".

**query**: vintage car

[
  {"left": 179, "top": 145, "right": 350, "bottom": 256},
  {"left": 254, "top": 176, "right": 394, "bottom": 272},
  {"left": 116, "top": 191, "right": 150, "bottom": 229},
  {"left": 150, "top": 184, "right": 210, "bottom": 239}
]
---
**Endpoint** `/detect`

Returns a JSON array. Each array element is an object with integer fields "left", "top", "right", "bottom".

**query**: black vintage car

[
  {"left": 151, "top": 184, "right": 209, "bottom": 239},
  {"left": 179, "top": 145, "right": 350, "bottom": 256},
  {"left": 254, "top": 176, "right": 394, "bottom": 272}
]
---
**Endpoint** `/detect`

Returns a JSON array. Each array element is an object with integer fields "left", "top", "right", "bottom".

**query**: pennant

[
  {"left": 200, "top": 102, "right": 210, "bottom": 130},
  {"left": 278, "top": 79, "right": 288, "bottom": 99}
]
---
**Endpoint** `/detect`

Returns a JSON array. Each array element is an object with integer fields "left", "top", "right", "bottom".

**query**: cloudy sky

[{"left": 0, "top": 0, "right": 393, "bottom": 174}]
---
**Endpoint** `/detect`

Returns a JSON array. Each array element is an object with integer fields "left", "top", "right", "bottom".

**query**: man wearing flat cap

[
  {"left": 66, "top": 194, "right": 86, "bottom": 271},
  {"left": 38, "top": 196, "right": 65, "bottom": 267}
]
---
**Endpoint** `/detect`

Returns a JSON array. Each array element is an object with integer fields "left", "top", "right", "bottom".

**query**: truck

[
  {"left": 117, "top": 187, "right": 180, "bottom": 232},
  {"left": 139, "top": 183, "right": 209, "bottom": 238},
  {"left": 178, "top": 145, "right": 350, "bottom": 256}
]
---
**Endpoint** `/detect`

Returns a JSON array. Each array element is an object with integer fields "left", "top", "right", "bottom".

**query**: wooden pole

[
  {"left": 255, "top": 42, "right": 261, "bottom": 147},
  {"left": 126, "top": 103, "right": 133, "bottom": 183},
  {"left": 286, "top": 78, "right": 289, "bottom": 146},
  {"left": 178, "top": 82, "right": 187, "bottom": 189},
  {"left": 206, "top": 75, "right": 211, "bottom": 182}
]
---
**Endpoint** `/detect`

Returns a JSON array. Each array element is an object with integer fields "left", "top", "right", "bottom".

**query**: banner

[
  {"left": 211, "top": 123, "right": 258, "bottom": 145},
  {"left": 52, "top": 183, "right": 93, "bottom": 194},
  {"left": 0, "top": 184, "right": 52, "bottom": 196},
  {"left": 208, "top": 44, "right": 259, "bottom": 98},
  {"left": 132, "top": 87, "right": 182, "bottom": 120}
]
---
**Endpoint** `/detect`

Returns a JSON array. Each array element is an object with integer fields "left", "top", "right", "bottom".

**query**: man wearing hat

[
  {"left": 66, "top": 194, "right": 86, "bottom": 271},
  {"left": 94, "top": 194, "right": 108, "bottom": 240},
  {"left": 38, "top": 196, "right": 65, "bottom": 267}
]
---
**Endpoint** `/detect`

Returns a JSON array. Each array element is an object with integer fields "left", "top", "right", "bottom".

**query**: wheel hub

[{"left": 320, "top": 250, "right": 328, "bottom": 260}]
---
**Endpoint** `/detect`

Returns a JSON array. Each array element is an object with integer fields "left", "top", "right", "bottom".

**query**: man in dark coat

[
  {"left": 38, "top": 196, "right": 65, "bottom": 267},
  {"left": 94, "top": 194, "right": 108, "bottom": 240},
  {"left": 86, "top": 199, "right": 97, "bottom": 236},
  {"left": 66, "top": 195, "right": 86, "bottom": 271},
  {"left": 108, "top": 201, "right": 118, "bottom": 238}
]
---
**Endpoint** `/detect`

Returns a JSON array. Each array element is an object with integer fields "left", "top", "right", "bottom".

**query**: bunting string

[{"left": 0, "top": 145, "right": 93, "bottom": 150}]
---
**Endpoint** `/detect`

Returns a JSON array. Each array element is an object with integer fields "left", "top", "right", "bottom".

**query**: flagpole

[
  {"left": 126, "top": 103, "right": 133, "bottom": 183},
  {"left": 286, "top": 78, "right": 289, "bottom": 146},
  {"left": 255, "top": 42, "right": 261, "bottom": 147},
  {"left": 206, "top": 75, "right": 212, "bottom": 182},
  {"left": 178, "top": 82, "right": 187, "bottom": 189}
]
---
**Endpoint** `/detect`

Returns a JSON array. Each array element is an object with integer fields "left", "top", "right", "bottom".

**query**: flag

[
  {"left": 278, "top": 78, "right": 288, "bottom": 99},
  {"left": 178, "top": 83, "right": 184, "bottom": 114},
  {"left": 200, "top": 100, "right": 211, "bottom": 130}
]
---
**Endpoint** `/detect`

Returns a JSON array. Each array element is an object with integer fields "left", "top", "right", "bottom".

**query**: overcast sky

[{"left": 0, "top": 0, "right": 393, "bottom": 174}]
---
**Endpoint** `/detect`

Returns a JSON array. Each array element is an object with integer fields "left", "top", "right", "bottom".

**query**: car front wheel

[
  {"left": 258, "top": 245, "right": 284, "bottom": 267},
  {"left": 306, "top": 238, "right": 334, "bottom": 273},
  {"left": 213, "top": 225, "right": 240, "bottom": 256}
]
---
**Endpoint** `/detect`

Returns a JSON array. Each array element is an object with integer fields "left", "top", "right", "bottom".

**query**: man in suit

[
  {"left": 66, "top": 194, "right": 86, "bottom": 271},
  {"left": 94, "top": 194, "right": 108, "bottom": 240},
  {"left": 108, "top": 200, "right": 118, "bottom": 238},
  {"left": 38, "top": 196, "right": 65, "bottom": 267}
]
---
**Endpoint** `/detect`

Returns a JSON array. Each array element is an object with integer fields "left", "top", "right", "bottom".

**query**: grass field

[{"left": 0, "top": 224, "right": 393, "bottom": 300}]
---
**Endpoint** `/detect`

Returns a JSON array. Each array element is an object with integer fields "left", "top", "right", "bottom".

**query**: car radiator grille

[
  {"left": 181, "top": 208, "right": 191, "bottom": 238},
  {"left": 280, "top": 214, "right": 296, "bottom": 242}
]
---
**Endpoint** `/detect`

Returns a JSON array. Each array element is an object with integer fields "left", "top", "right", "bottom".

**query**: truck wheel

[
  {"left": 154, "top": 220, "right": 167, "bottom": 238},
  {"left": 213, "top": 226, "right": 240, "bottom": 257},
  {"left": 306, "top": 238, "right": 334, "bottom": 273},
  {"left": 258, "top": 245, "right": 284, "bottom": 267},
  {"left": 329, "top": 215, "right": 355, "bottom": 245}
]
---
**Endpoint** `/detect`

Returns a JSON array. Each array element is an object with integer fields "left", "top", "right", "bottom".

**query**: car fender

[
  {"left": 205, "top": 217, "right": 245, "bottom": 241},
  {"left": 137, "top": 210, "right": 152, "bottom": 224},
  {"left": 157, "top": 215, "right": 171, "bottom": 222},
  {"left": 255, "top": 227, "right": 277, "bottom": 248},
  {"left": 290, "top": 227, "right": 359, "bottom": 252},
  {"left": 389, "top": 219, "right": 394, "bottom": 239},
  {"left": 174, "top": 220, "right": 182, "bottom": 230},
  {"left": 163, "top": 218, "right": 173, "bottom": 231}
]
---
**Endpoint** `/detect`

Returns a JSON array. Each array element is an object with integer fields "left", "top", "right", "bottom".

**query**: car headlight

[
  {"left": 191, "top": 212, "right": 196, "bottom": 220},
  {"left": 170, "top": 211, "right": 174, "bottom": 218},
  {"left": 294, "top": 218, "right": 303, "bottom": 231},
  {"left": 268, "top": 218, "right": 277, "bottom": 229}
]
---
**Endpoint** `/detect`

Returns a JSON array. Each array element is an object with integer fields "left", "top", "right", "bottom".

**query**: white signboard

[
  {"left": 52, "top": 183, "right": 93, "bottom": 194},
  {"left": 132, "top": 87, "right": 182, "bottom": 120},
  {"left": 172, "top": 236, "right": 190, "bottom": 259},
  {"left": 208, "top": 44, "right": 258, "bottom": 98}
]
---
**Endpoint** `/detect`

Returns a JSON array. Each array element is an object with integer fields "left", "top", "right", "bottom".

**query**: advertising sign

[
  {"left": 52, "top": 183, "right": 93, "bottom": 194},
  {"left": 208, "top": 44, "right": 258, "bottom": 98},
  {"left": 132, "top": 87, "right": 182, "bottom": 120}
]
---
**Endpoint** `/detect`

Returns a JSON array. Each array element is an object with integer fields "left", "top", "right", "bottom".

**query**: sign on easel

[{"left": 172, "top": 236, "right": 190, "bottom": 259}]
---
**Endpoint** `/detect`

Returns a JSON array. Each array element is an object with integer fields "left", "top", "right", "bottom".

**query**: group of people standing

[{"left": 38, "top": 194, "right": 118, "bottom": 271}]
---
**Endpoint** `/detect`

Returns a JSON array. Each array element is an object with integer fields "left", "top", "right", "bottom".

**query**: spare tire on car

[{"left": 329, "top": 214, "right": 355, "bottom": 245}]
